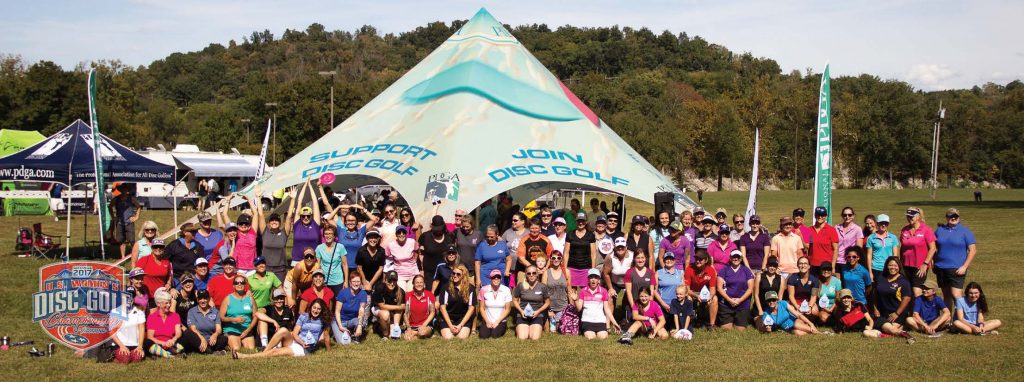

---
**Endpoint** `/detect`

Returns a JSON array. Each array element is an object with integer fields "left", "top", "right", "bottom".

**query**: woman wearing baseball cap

[
  {"left": 181, "top": 289, "right": 229, "bottom": 354},
  {"left": 371, "top": 271, "right": 405, "bottom": 338},
  {"left": 659, "top": 221, "right": 691, "bottom": 270},
  {"left": 900, "top": 207, "right": 936, "bottom": 296},
  {"left": 757, "top": 290, "right": 819, "bottom": 336},
  {"left": 299, "top": 269, "right": 335, "bottom": 314},
  {"left": 356, "top": 229, "right": 386, "bottom": 291},
  {"left": 933, "top": 208, "right": 978, "bottom": 309},
  {"left": 827, "top": 289, "right": 880, "bottom": 337},
  {"left": 708, "top": 224, "right": 737, "bottom": 273},
  {"left": 572, "top": 268, "right": 619, "bottom": 339},
  {"left": 135, "top": 239, "right": 172, "bottom": 299},
  {"left": 602, "top": 237, "right": 633, "bottom": 322},
  {"left": 289, "top": 182, "right": 322, "bottom": 267},
  {"left": 865, "top": 214, "right": 900, "bottom": 283},
  {"left": 478, "top": 269, "right": 512, "bottom": 339}
]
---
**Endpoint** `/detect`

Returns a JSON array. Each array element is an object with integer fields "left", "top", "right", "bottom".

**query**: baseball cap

[
  {"left": 576, "top": 212, "right": 587, "bottom": 221},
  {"left": 179, "top": 273, "right": 194, "bottom": 283},
  {"left": 669, "top": 221, "right": 683, "bottom": 232},
  {"left": 587, "top": 268, "right": 602, "bottom": 278},
  {"left": 606, "top": 212, "right": 619, "bottom": 219},
  {"left": 254, "top": 256, "right": 267, "bottom": 266},
  {"left": 311, "top": 269, "right": 326, "bottom": 278},
  {"left": 613, "top": 237, "right": 627, "bottom": 248},
  {"left": 225, "top": 222, "right": 239, "bottom": 232},
  {"left": 128, "top": 267, "right": 146, "bottom": 278},
  {"left": 906, "top": 207, "right": 922, "bottom": 216},
  {"left": 663, "top": 252, "right": 676, "bottom": 260},
  {"left": 151, "top": 239, "right": 166, "bottom": 248},
  {"left": 196, "top": 289, "right": 211, "bottom": 300},
  {"left": 779, "top": 216, "right": 794, "bottom": 225},
  {"left": 730, "top": 249, "right": 743, "bottom": 258},
  {"left": 431, "top": 215, "right": 446, "bottom": 228},
  {"left": 820, "top": 261, "right": 833, "bottom": 272},
  {"left": 197, "top": 212, "right": 213, "bottom": 222},
  {"left": 299, "top": 206, "right": 313, "bottom": 216},
  {"left": 921, "top": 279, "right": 938, "bottom": 290},
  {"left": 237, "top": 214, "right": 253, "bottom": 225},
  {"left": 837, "top": 289, "right": 853, "bottom": 300},
  {"left": 180, "top": 222, "right": 199, "bottom": 232},
  {"left": 489, "top": 269, "right": 503, "bottom": 278},
  {"left": 595, "top": 216, "right": 607, "bottom": 224},
  {"left": 792, "top": 208, "right": 806, "bottom": 217},
  {"left": 385, "top": 270, "right": 399, "bottom": 281},
  {"left": 700, "top": 215, "right": 716, "bottom": 224},
  {"left": 321, "top": 213, "right": 332, "bottom": 221},
  {"left": 366, "top": 228, "right": 381, "bottom": 238},
  {"left": 693, "top": 206, "right": 705, "bottom": 214},
  {"left": 749, "top": 214, "right": 762, "bottom": 224},
  {"left": 876, "top": 214, "right": 891, "bottom": 224},
  {"left": 766, "top": 257, "right": 779, "bottom": 267},
  {"left": 718, "top": 224, "right": 731, "bottom": 235},
  {"left": 632, "top": 215, "right": 645, "bottom": 224},
  {"left": 395, "top": 225, "right": 408, "bottom": 234},
  {"left": 945, "top": 208, "right": 960, "bottom": 218},
  {"left": 445, "top": 244, "right": 457, "bottom": 253},
  {"left": 814, "top": 207, "right": 828, "bottom": 217},
  {"left": 554, "top": 217, "right": 567, "bottom": 225},
  {"left": 194, "top": 257, "right": 209, "bottom": 267},
  {"left": 764, "top": 290, "right": 779, "bottom": 301},
  {"left": 272, "top": 289, "right": 286, "bottom": 299},
  {"left": 268, "top": 213, "right": 282, "bottom": 222},
  {"left": 221, "top": 257, "right": 237, "bottom": 266},
  {"left": 715, "top": 208, "right": 727, "bottom": 218}
]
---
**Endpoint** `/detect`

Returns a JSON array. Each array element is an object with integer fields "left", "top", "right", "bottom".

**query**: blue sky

[{"left": 1, "top": 0, "right": 1020, "bottom": 90}]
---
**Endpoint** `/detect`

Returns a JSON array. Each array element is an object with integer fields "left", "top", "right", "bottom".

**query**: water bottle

[
  {"left": 818, "top": 295, "right": 830, "bottom": 309},
  {"left": 763, "top": 314, "right": 775, "bottom": 329},
  {"left": 524, "top": 304, "right": 534, "bottom": 318},
  {"left": 699, "top": 286, "right": 711, "bottom": 302},
  {"left": 799, "top": 300, "right": 811, "bottom": 313}
]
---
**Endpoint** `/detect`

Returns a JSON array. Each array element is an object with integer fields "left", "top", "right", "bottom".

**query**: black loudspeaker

[{"left": 654, "top": 192, "right": 675, "bottom": 219}]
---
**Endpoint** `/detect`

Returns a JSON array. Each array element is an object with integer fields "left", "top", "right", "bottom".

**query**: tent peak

[{"left": 452, "top": 7, "right": 517, "bottom": 44}]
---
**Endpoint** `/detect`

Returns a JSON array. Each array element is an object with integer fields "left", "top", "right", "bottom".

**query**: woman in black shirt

[
  {"left": 438, "top": 264, "right": 476, "bottom": 340},
  {"left": 357, "top": 229, "right": 385, "bottom": 291}
]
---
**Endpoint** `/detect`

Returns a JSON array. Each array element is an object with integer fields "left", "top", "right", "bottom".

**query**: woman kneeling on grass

[
  {"left": 403, "top": 274, "right": 436, "bottom": 340},
  {"left": 618, "top": 289, "right": 668, "bottom": 344},
  {"left": 827, "top": 289, "right": 881, "bottom": 337},
  {"left": 513, "top": 265, "right": 551, "bottom": 340},
  {"left": 953, "top": 282, "right": 1002, "bottom": 335},
  {"left": 236, "top": 298, "right": 331, "bottom": 359},
  {"left": 438, "top": 264, "right": 476, "bottom": 340},
  {"left": 757, "top": 290, "right": 819, "bottom": 336}
]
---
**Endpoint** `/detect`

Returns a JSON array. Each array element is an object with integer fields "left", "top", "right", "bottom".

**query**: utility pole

[
  {"left": 930, "top": 101, "right": 946, "bottom": 200},
  {"left": 265, "top": 102, "right": 278, "bottom": 165},
  {"left": 240, "top": 118, "right": 251, "bottom": 145},
  {"left": 318, "top": 71, "right": 337, "bottom": 129}
]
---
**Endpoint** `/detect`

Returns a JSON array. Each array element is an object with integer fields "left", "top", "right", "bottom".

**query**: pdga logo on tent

[
  {"left": 424, "top": 172, "right": 460, "bottom": 203},
  {"left": 32, "top": 261, "right": 131, "bottom": 351}
]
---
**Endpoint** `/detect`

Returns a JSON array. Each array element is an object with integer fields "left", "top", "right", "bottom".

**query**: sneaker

[
  {"left": 989, "top": 330, "right": 1000, "bottom": 335},
  {"left": 906, "top": 335, "right": 916, "bottom": 344},
  {"left": 212, "top": 350, "right": 228, "bottom": 356},
  {"left": 927, "top": 332, "right": 943, "bottom": 338},
  {"left": 618, "top": 332, "right": 633, "bottom": 345}
]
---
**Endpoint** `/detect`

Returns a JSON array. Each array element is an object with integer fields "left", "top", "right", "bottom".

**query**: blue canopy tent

[{"left": 0, "top": 119, "right": 176, "bottom": 259}]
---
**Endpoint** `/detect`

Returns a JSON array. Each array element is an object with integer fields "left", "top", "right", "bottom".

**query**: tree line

[{"left": 0, "top": 20, "right": 1021, "bottom": 188}]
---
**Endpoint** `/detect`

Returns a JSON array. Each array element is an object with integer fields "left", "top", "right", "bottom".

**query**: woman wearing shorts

[
  {"left": 220, "top": 274, "right": 256, "bottom": 351},
  {"left": 872, "top": 256, "right": 915, "bottom": 341},
  {"left": 758, "top": 291, "right": 818, "bottom": 336},
  {"left": 512, "top": 265, "right": 550, "bottom": 340},
  {"left": 438, "top": 264, "right": 476, "bottom": 340},
  {"left": 900, "top": 207, "right": 936, "bottom": 296},
  {"left": 953, "top": 282, "right": 1003, "bottom": 335},
  {"left": 573, "top": 268, "right": 619, "bottom": 339},
  {"left": 933, "top": 208, "right": 977, "bottom": 309},
  {"left": 403, "top": 274, "right": 436, "bottom": 340},
  {"left": 618, "top": 289, "right": 668, "bottom": 344},
  {"left": 478, "top": 269, "right": 512, "bottom": 339},
  {"left": 235, "top": 298, "right": 330, "bottom": 359},
  {"left": 865, "top": 214, "right": 900, "bottom": 283},
  {"left": 543, "top": 251, "right": 571, "bottom": 333}
]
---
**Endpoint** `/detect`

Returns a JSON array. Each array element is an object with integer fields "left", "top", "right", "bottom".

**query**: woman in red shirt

[
  {"left": 135, "top": 240, "right": 172, "bottom": 297},
  {"left": 300, "top": 269, "right": 335, "bottom": 314},
  {"left": 403, "top": 274, "right": 436, "bottom": 340}
]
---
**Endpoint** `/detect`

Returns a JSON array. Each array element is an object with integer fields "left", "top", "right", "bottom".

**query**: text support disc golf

[{"left": 319, "top": 172, "right": 336, "bottom": 185}]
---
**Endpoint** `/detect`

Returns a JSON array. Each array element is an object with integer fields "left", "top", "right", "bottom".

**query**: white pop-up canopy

[{"left": 250, "top": 8, "right": 696, "bottom": 220}]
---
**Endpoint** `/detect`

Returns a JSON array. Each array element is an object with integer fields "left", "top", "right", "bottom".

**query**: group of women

[{"left": 95, "top": 187, "right": 1003, "bottom": 362}]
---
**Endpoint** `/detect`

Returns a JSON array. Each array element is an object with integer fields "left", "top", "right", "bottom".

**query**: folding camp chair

[
  {"left": 31, "top": 223, "right": 62, "bottom": 260},
  {"left": 15, "top": 227, "right": 33, "bottom": 256}
]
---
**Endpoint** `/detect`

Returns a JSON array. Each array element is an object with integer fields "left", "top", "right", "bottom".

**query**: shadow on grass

[{"left": 894, "top": 201, "right": 1024, "bottom": 209}]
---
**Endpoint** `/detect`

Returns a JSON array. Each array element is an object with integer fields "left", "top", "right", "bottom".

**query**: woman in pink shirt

[
  {"left": 386, "top": 225, "right": 420, "bottom": 292},
  {"left": 835, "top": 207, "right": 865, "bottom": 265},
  {"left": 707, "top": 224, "right": 737, "bottom": 273},
  {"left": 900, "top": 207, "right": 936, "bottom": 296},
  {"left": 146, "top": 289, "right": 185, "bottom": 358}
]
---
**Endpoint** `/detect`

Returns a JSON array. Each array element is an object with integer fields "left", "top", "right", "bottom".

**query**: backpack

[{"left": 558, "top": 304, "right": 580, "bottom": 335}]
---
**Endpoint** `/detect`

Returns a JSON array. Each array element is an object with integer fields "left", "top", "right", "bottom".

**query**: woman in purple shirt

[
  {"left": 835, "top": 207, "right": 865, "bottom": 266},
  {"left": 289, "top": 183, "right": 322, "bottom": 266},
  {"left": 658, "top": 221, "right": 691, "bottom": 269},
  {"left": 739, "top": 215, "right": 770, "bottom": 273}
]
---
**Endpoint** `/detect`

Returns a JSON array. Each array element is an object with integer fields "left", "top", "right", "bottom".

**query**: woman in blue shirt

[
  {"left": 475, "top": 225, "right": 511, "bottom": 288},
  {"left": 235, "top": 298, "right": 331, "bottom": 359},
  {"left": 953, "top": 282, "right": 1002, "bottom": 335},
  {"left": 865, "top": 214, "right": 900, "bottom": 283},
  {"left": 933, "top": 209, "right": 978, "bottom": 309},
  {"left": 758, "top": 290, "right": 819, "bottom": 335}
]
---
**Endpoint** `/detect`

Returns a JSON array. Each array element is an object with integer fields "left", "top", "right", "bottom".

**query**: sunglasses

[
  {"left": 847, "top": 255, "right": 860, "bottom": 259},
  {"left": 304, "top": 254, "right": 315, "bottom": 259},
  {"left": 238, "top": 223, "right": 250, "bottom": 226},
  {"left": 841, "top": 213, "right": 854, "bottom": 217},
  {"left": 301, "top": 215, "right": 312, "bottom": 218},
  {"left": 512, "top": 219, "right": 522, "bottom": 222},
  {"left": 145, "top": 228, "right": 157, "bottom": 232},
  {"left": 526, "top": 272, "right": 538, "bottom": 275},
  {"left": 750, "top": 221, "right": 760, "bottom": 225},
  {"left": 734, "top": 220, "right": 744, "bottom": 224},
  {"left": 490, "top": 275, "right": 502, "bottom": 279},
  {"left": 453, "top": 272, "right": 463, "bottom": 276},
  {"left": 401, "top": 213, "right": 411, "bottom": 217},
  {"left": 233, "top": 281, "right": 246, "bottom": 285},
  {"left": 607, "top": 219, "right": 618, "bottom": 222},
  {"left": 553, "top": 222, "right": 565, "bottom": 226},
  {"left": 550, "top": 256, "right": 562, "bottom": 260},
  {"left": 385, "top": 210, "right": 395, "bottom": 214},
  {"left": 541, "top": 214, "right": 552, "bottom": 218},
  {"left": 946, "top": 214, "right": 960, "bottom": 219}
]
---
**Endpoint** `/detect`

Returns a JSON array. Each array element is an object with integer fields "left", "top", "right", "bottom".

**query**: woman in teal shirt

[
  {"left": 816, "top": 262, "right": 842, "bottom": 324},
  {"left": 316, "top": 225, "right": 348, "bottom": 295},
  {"left": 220, "top": 274, "right": 256, "bottom": 351},
  {"left": 865, "top": 214, "right": 899, "bottom": 283}
]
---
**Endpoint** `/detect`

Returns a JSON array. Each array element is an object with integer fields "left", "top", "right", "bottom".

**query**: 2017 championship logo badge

[{"left": 32, "top": 261, "right": 131, "bottom": 351}]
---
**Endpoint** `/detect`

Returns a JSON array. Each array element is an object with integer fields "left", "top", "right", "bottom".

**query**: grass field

[{"left": 1, "top": 189, "right": 1022, "bottom": 381}]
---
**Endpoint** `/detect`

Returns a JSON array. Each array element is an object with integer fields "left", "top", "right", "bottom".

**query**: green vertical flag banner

[
  {"left": 813, "top": 64, "right": 832, "bottom": 224},
  {"left": 88, "top": 69, "right": 111, "bottom": 239}
]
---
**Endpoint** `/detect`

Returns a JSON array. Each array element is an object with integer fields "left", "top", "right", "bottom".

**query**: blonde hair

[
  {"left": 153, "top": 289, "right": 172, "bottom": 304},
  {"left": 138, "top": 220, "right": 159, "bottom": 238},
  {"left": 520, "top": 265, "right": 540, "bottom": 290},
  {"left": 449, "top": 264, "right": 471, "bottom": 302}
]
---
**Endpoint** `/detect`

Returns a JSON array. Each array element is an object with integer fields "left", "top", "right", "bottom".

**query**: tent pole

[
  {"left": 63, "top": 181, "right": 72, "bottom": 262},
  {"left": 97, "top": 182, "right": 106, "bottom": 261},
  {"left": 173, "top": 166, "right": 179, "bottom": 229}
]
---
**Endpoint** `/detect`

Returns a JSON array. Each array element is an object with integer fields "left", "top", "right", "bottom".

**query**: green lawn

[{"left": 1, "top": 189, "right": 1022, "bottom": 380}]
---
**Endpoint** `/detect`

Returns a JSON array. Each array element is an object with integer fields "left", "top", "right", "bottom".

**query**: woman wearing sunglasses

[
  {"left": 543, "top": 251, "right": 571, "bottom": 333},
  {"left": 220, "top": 274, "right": 257, "bottom": 351},
  {"left": 933, "top": 208, "right": 978, "bottom": 309},
  {"left": 478, "top": 269, "right": 513, "bottom": 339},
  {"left": 235, "top": 298, "right": 331, "bottom": 359},
  {"left": 284, "top": 248, "right": 320, "bottom": 309},
  {"left": 130, "top": 220, "right": 159, "bottom": 267},
  {"left": 398, "top": 208, "right": 420, "bottom": 241},
  {"left": 288, "top": 181, "right": 322, "bottom": 267},
  {"left": 513, "top": 265, "right": 550, "bottom": 340},
  {"left": 900, "top": 207, "right": 936, "bottom": 296},
  {"left": 835, "top": 207, "right": 865, "bottom": 267},
  {"left": 439, "top": 264, "right": 476, "bottom": 339},
  {"left": 371, "top": 271, "right": 405, "bottom": 338}
]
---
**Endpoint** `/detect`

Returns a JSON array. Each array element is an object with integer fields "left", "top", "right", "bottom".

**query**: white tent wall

[{"left": 242, "top": 9, "right": 695, "bottom": 221}]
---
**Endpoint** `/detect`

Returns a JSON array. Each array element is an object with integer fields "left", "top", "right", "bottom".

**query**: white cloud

[{"left": 906, "top": 64, "right": 959, "bottom": 91}]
